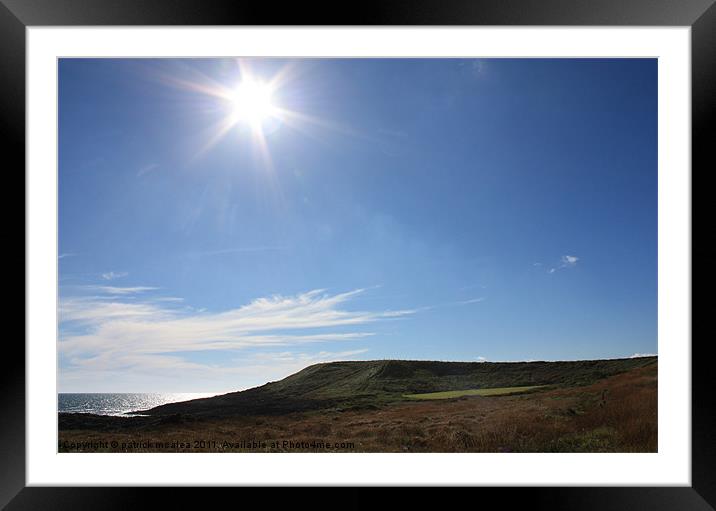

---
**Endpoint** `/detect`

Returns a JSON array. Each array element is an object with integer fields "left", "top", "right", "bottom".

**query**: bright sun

[
  {"left": 174, "top": 63, "right": 308, "bottom": 158},
  {"left": 229, "top": 80, "right": 276, "bottom": 126}
]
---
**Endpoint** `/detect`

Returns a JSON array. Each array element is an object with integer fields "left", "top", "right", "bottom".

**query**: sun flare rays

[
  {"left": 157, "top": 60, "right": 293, "bottom": 164},
  {"left": 149, "top": 58, "right": 365, "bottom": 171}
]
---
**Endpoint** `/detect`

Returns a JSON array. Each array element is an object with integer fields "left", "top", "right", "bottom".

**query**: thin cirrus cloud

[
  {"left": 86, "top": 285, "right": 159, "bottom": 295},
  {"left": 546, "top": 255, "right": 580, "bottom": 274},
  {"left": 101, "top": 271, "right": 128, "bottom": 280},
  {"left": 59, "top": 288, "right": 415, "bottom": 389},
  {"left": 458, "top": 297, "right": 486, "bottom": 305}
]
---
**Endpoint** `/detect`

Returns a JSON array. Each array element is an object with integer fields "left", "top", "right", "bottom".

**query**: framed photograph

[{"left": 8, "top": 0, "right": 711, "bottom": 507}]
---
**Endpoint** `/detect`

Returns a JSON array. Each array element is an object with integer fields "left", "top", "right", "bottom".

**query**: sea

[{"left": 58, "top": 393, "right": 220, "bottom": 416}]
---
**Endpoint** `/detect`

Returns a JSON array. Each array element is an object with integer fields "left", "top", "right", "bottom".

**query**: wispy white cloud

[
  {"left": 561, "top": 255, "right": 579, "bottom": 267},
  {"left": 472, "top": 59, "right": 486, "bottom": 74},
  {"left": 87, "top": 285, "right": 159, "bottom": 295},
  {"left": 459, "top": 59, "right": 487, "bottom": 77},
  {"left": 413, "top": 297, "right": 486, "bottom": 312},
  {"left": 458, "top": 297, "right": 486, "bottom": 305},
  {"left": 548, "top": 254, "right": 580, "bottom": 274},
  {"left": 60, "top": 298, "right": 172, "bottom": 324},
  {"left": 59, "top": 288, "right": 413, "bottom": 391},
  {"left": 629, "top": 353, "right": 657, "bottom": 358},
  {"left": 101, "top": 271, "right": 128, "bottom": 281}
]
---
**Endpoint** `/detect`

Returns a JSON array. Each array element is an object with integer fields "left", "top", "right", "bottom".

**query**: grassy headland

[{"left": 58, "top": 356, "right": 657, "bottom": 452}]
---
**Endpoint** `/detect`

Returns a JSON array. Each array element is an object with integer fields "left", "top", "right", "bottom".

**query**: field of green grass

[{"left": 404, "top": 385, "right": 545, "bottom": 400}]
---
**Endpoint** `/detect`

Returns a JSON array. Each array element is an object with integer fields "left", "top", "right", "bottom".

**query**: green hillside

[{"left": 136, "top": 356, "right": 657, "bottom": 418}]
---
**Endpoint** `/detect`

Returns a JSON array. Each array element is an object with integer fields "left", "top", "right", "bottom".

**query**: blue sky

[{"left": 58, "top": 58, "right": 657, "bottom": 392}]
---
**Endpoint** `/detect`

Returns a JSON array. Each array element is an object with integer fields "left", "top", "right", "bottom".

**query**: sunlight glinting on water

[{"left": 58, "top": 393, "right": 219, "bottom": 416}]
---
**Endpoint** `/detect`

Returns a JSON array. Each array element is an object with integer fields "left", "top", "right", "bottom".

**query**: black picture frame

[{"left": 5, "top": 0, "right": 711, "bottom": 508}]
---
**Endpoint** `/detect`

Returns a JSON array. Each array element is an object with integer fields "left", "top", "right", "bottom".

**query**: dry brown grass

[{"left": 59, "top": 363, "right": 657, "bottom": 453}]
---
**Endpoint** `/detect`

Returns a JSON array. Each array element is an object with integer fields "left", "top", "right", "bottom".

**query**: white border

[{"left": 27, "top": 27, "right": 691, "bottom": 486}]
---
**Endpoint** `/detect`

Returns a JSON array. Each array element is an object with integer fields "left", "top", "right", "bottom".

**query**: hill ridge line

[{"left": 131, "top": 356, "right": 656, "bottom": 418}]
